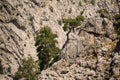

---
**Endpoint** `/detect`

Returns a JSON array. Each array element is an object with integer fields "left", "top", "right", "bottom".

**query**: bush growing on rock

[
  {"left": 97, "top": 9, "right": 109, "bottom": 18},
  {"left": 114, "top": 14, "right": 120, "bottom": 20},
  {"left": 63, "top": 18, "right": 78, "bottom": 31},
  {"left": 63, "top": 15, "right": 84, "bottom": 31},
  {"left": 15, "top": 57, "right": 40, "bottom": 80},
  {"left": 35, "top": 26, "right": 60, "bottom": 70},
  {"left": 97, "top": 9, "right": 109, "bottom": 14},
  {"left": 91, "top": 0, "right": 95, "bottom": 5},
  {"left": 114, "top": 14, "right": 120, "bottom": 35},
  {"left": 76, "top": 15, "right": 84, "bottom": 22}
]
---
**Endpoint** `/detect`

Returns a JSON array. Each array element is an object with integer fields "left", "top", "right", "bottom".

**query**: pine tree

[
  {"left": 15, "top": 57, "right": 40, "bottom": 80},
  {"left": 63, "top": 15, "right": 84, "bottom": 31},
  {"left": 35, "top": 26, "right": 60, "bottom": 70}
]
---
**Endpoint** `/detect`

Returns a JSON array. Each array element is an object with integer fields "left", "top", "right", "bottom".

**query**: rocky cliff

[{"left": 0, "top": 0, "right": 120, "bottom": 80}]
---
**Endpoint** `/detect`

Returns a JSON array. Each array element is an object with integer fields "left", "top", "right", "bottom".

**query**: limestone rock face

[{"left": 0, "top": 0, "right": 120, "bottom": 80}]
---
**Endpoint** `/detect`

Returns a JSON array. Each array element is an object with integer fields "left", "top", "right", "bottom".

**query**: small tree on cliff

[
  {"left": 15, "top": 57, "right": 40, "bottom": 80},
  {"left": 63, "top": 15, "right": 84, "bottom": 31},
  {"left": 35, "top": 26, "right": 60, "bottom": 70}
]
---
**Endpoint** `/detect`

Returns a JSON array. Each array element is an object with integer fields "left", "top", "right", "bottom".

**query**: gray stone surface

[{"left": 0, "top": 0, "right": 120, "bottom": 80}]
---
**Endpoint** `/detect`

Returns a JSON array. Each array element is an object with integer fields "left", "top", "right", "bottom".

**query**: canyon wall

[{"left": 0, "top": 0, "right": 120, "bottom": 80}]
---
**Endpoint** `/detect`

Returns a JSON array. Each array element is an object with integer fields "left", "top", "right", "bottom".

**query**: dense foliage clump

[
  {"left": 97, "top": 9, "right": 109, "bottom": 14},
  {"left": 63, "top": 15, "right": 84, "bottom": 31},
  {"left": 35, "top": 26, "right": 60, "bottom": 70},
  {"left": 114, "top": 14, "right": 120, "bottom": 35},
  {"left": 15, "top": 57, "right": 40, "bottom": 80},
  {"left": 114, "top": 14, "right": 120, "bottom": 27},
  {"left": 91, "top": 0, "right": 95, "bottom": 5}
]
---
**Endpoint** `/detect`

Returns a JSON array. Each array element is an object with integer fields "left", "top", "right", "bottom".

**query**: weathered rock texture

[{"left": 0, "top": 0, "right": 120, "bottom": 80}]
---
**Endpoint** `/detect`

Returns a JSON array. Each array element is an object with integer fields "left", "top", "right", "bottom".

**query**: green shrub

[
  {"left": 97, "top": 9, "right": 109, "bottom": 18},
  {"left": 15, "top": 57, "right": 40, "bottom": 80},
  {"left": 0, "top": 59, "right": 3, "bottom": 74},
  {"left": 63, "top": 18, "right": 78, "bottom": 26},
  {"left": 63, "top": 15, "right": 84, "bottom": 31},
  {"left": 91, "top": 0, "right": 95, "bottom": 5},
  {"left": 35, "top": 26, "right": 60, "bottom": 70},
  {"left": 97, "top": 9, "right": 109, "bottom": 14},
  {"left": 63, "top": 18, "right": 77, "bottom": 31},
  {"left": 114, "top": 14, "right": 120, "bottom": 35},
  {"left": 114, "top": 14, "right": 120, "bottom": 21},
  {"left": 76, "top": 15, "right": 85, "bottom": 22},
  {"left": 114, "top": 20, "right": 120, "bottom": 27}
]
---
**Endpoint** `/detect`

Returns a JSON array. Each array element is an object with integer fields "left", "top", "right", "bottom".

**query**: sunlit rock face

[{"left": 0, "top": 0, "right": 120, "bottom": 80}]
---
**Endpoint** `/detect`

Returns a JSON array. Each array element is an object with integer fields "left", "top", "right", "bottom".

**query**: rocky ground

[{"left": 0, "top": 0, "right": 120, "bottom": 80}]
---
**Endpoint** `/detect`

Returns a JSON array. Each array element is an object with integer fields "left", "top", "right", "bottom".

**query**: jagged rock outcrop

[
  {"left": 40, "top": 0, "right": 120, "bottom": 80},
  {"left": 0, "top": 0, "right": 120, "bottom": 80}
]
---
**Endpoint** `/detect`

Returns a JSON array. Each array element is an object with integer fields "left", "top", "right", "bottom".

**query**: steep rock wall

[{"left": 0, "top": 0, "right": 120, "bottom": 80}]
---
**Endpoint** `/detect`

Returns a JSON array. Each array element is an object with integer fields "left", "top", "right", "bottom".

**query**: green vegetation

[
  {"left": 113, "top": 14, "right": 120, "bottom": 35},
  {"left": 76, "top": 15, "right": 84, "bottom": 22},
  {"left": 63, "top": 18, "right": 78, "bottom": 31},
  {"left": 15, "top": 57, "right": 40, "bottom": 80},
  {"left": 97, "top": 9, "right": 109, "bottom": 18},
  {"left": 91, "top": 0, "right": 95, "bottom": 5},
  {"left": 0, "top": 59, "right": 3, "bottom": 74},
  {"left": 97, "top": 9, "right": 109, "bottom": 14},
  {"left": 114, "top": 14, "right": 120, "bottom": 27},
  {"left": 63, "top": 15, "right": 84, "bottom": 31},
  {"left": 35, "top": 26, "right": 60, "bottom": 70}
]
